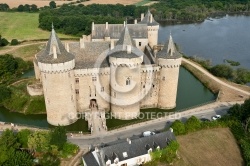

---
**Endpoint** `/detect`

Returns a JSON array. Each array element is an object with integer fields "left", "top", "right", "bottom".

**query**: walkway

[
  {"left": 68, "top": 101, "right": 244, "bottom": 149},
  {"left": 182, "top": 58, "right": 250, "bottom": 96}
]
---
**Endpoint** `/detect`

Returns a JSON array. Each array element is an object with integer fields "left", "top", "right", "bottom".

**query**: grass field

[
  {"left": 175, "top": 128, "right": 244, "bottom": 166},
  {"left": 0, "top": 12, "right": 74, "bottom": 41}
]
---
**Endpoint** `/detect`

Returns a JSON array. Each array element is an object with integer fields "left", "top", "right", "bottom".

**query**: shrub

[
  {"left": 10, "top": 39, "right": 19, "bottom": 46},
  {"left": 170, "top": 120, "right": 186, "bottom": 135},
  {"left": 185, "top": 116, "right": 201, "bottom": 132},
  {"left": 61, "top": 142, "right": 79, "bottom": 158}
]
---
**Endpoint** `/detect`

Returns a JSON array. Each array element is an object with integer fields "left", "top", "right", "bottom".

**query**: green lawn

[
  {"left": 134, "top": 0, "right": 152, "bottom": 6},
  {"left": 0, "top": 12, "right": 74, "bottom": 41}
]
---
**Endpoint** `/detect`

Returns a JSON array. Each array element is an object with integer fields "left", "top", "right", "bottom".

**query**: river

[{"left": 159, "top": 15, "right": 250, "bottom": 69}]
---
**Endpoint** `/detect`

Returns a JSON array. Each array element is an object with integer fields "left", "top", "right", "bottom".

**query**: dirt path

[
  {"left": 0, "top": 42, "right": 46, "bottom": 55},
  {"left": 182, "top": 58, "right": 250, "bottom": 96}
]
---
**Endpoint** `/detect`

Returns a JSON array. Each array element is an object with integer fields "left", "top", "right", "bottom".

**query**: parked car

[
  {"left": 211, "top": 115, "right": 221, "bottom": 120},
  {"left": 142, "top": 131, "right": 155, "bottom": 137}
]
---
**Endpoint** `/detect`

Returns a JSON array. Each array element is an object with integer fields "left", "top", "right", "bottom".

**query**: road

[{"left": 68, "top": 104, "right": 230, "bottom": 149}]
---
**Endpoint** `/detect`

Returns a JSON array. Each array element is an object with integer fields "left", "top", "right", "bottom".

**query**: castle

[{"left": 34, "top": 10, "right": 182, "bottom": 126}]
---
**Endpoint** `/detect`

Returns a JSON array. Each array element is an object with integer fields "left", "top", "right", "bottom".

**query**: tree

[
  {"left": 170, "top": 120, "right": 186, "bottom": 135},
  {"left": 17, "top": 5, "right": 24, "bottom": 12},
  {"left": 17, "top": 129, "right": 32, "bottom": 148},
  {"left": 0, "top": 85, "right": 11, "bottom": 103},
  {"left": 0, "top": 37, "right": 9, "bottom": 46},
  {"left": 28, "top": 131, "right": 51, "bottom": 152},
  {"left": 50, "top": 126, "right": 67, "bottom": 150},
  {"left": 185, "top": 116, "right": 201, "bottom": 132},
  {"left": 2, "top": 150, "right": 33, "bottom": 166},
  {"left": 10, "top": 39, "right": 19, "bottom": 46},
  {"left": 39, "top": 152, "right": 60, "bottom": 166},
  {"left": 234, "top": 68, "right": 250, "bottom": 84},
  {"left": 49, "top": 1, "right": 56, "bottom": 9},
  {"left": 30, "top": 4, "right": 39, "bottom": 12},
  {"left": 210, "top": 64, "right": 234, "bottom": 79}
]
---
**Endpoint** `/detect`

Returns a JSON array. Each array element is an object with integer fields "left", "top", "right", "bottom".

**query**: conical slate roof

[
  {"left": 108, "top": 25, "right": 143, "bottom": 59},
  {"left": 157, "top": 34, "right": 182, "bottom": 59},
  {"left": 139, "top": 10, "right": 159, "bottom": 26},
  {"left": 116, "top": 25, "right": 136, "bottom": 46},
  {"left": 36, "top": 25, "right": 74, "bottom": 64}
]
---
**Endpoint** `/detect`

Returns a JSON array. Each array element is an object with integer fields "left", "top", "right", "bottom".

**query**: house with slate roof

[
  {"left": 82, "top": 130, "right": 176, "bottom": 166},
  {"left": 33, "top": 10, "right": 182, "bottom": 126}
]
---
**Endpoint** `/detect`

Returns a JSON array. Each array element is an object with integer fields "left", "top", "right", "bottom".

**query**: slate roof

[
  {"left": 82, "top": 152, "right": 100, "bottom": 166},
  {"left": 36, "top": 27, "right": 75, "bottom": 64},
  {"left": 98, "top": 131, "right": 176, "bottom": 164},
  {"left": 157, "top": 35, "right": 182, "bottom": 59},
  {"left": 92, "top": 24, "right": 148, "bottom": 39},
  {"left": 68, "top": 42, "right": 110, "bottom": 69},
  {"left": 116, "top": 25, "right": 136, "bottom": 47},
  {"left": 139, "top": 10, "right": 159, "bottom": 26}
]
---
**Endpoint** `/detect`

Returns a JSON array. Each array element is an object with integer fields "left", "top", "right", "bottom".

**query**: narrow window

[
  {"left": 139, "top": 42, "right": 142, "bottom": 46},
  {"left": 92, "top": 76, "right": 96, "bottom": 82},
  {"left": 114, "top": 92, "right": 116, "bottom": 98},
  {"left": 75, "top": 78, "right": 79, "bottom": 84},
  {"left": 126, "top": 77, "right": 131, "bottom": 85},
  {"left": 162, "top": 76, "right": 165, "bottom": 81},
  {"left": 44, "top": 74, "right": 46, "bottom": 79},
  {"left": 75, "top": 89, "right": 79, "bottom": 95},
  {"left": 101, "top": 87, "right": 104, "bottom": 92},
  {"left": 152, "top": 84, "right": 155, "bottom": 88}
]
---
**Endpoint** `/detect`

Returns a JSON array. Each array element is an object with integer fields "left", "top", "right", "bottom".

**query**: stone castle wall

[
  {"left": 109, "top": 57, "right": 142, "bottom": 120},
  {"left": 158, "top": 58, "right": 182, "bottom": 109},
  {"left": 74, "top": 67, "right": 110, "bottom": 112},
  {"left": 147, "top": 25, "right": 159, "bottom": 48},
  {"left": 41, "top": 64, "right": 77, "bottom": 126}
]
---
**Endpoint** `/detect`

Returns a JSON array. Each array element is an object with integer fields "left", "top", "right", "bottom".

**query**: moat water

[
  {"left": 0, "top": 67, "right": 215, "bottom": 130},
  {"left": 1, "top": 15, "right": 249, "bottom": 130}
]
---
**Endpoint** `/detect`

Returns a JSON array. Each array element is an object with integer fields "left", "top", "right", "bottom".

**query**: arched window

[{"left": 126, "top": 77, "right": 131, "bottom": 85}]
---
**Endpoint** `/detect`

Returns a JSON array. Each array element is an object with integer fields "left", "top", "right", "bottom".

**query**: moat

[
  {"left": 0, "top": 67, "right": 216, "bottom": 130},
  {"left": 1, "top": 15, "right": 250, "bottom": 130}
]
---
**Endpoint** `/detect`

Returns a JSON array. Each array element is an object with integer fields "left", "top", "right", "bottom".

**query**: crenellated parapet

[
  {"left": 158, "top": 58, "right": 182, "bottom": 68},
  {"left": 109, "top": 56, "right": 143, "bottom": 67},
  {"left": 74, "top": 67, "right": 110, "bottom": 76},
  {"left": 38, "top": 59, "right": 75, "bottom": 73}
]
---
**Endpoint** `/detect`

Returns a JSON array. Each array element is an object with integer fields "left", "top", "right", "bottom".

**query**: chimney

[
  {"left": 150, "top": 14, "right": 153, "bottom": 23},
  {"left": 65, "top": 43, "right": 69, "bottom": 52},
  {"left": 126, "top": 138, "right": 131, "bottom": 144},
  {"left": 92, "top": 22, "right": 95, "bottom": 31},
  {"left": 80, "top": 38, "right": 85, "bottom": 49},
  {"left": 134, "top": 19, "right": 137, "bottom": 24},
  {"left": 53, "top": 45, "right": 57, "bottom": 59},
  {"left": 105, "top": 22, "right": 108, "bottom": 30},
  {"left": 110, "top": 40, "right": 114, "bottom": 50},
  {"left": 127, "top": 45, "right": 131, "bottom": 54},
  {"left": 141, "top": 13, "right": 144, "bottom": 21}
]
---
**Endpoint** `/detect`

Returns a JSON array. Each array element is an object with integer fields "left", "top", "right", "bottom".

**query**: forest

[{"left": 38, "top": 0, "right": 250, "bottom": 35}]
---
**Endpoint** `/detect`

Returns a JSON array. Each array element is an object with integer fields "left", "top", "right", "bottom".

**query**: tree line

[{"left": 0, "top": 126, "right": 79, "bottom": 166}]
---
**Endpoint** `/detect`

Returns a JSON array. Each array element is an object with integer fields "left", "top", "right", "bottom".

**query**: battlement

[
  {"left": 109, "top": 56, "right": 143, "bottom": 67},
  {"left": 38, "top": 59, "right": 75, "bottom": 73},
  {"left": 158, "top": 58, "right": 182, "bottom": 68},
  {"left": 74, "top": 67, "right": 110, "bottom": 76}
]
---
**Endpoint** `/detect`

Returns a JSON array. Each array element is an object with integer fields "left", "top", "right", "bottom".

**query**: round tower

[
  {"left": 139, "top": 10, "right": 159, "bottom": 48},
  {"left": 108, "top": 26, "right": 143, "bottom": 120},
  {"left": 157, "top": 34, "right": 182, "bottom": 109},
  {"left": 36, "top": 26, "right": 77, "bottom": 126}
]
